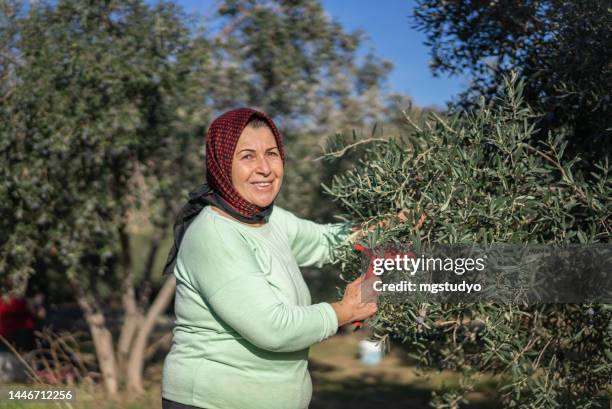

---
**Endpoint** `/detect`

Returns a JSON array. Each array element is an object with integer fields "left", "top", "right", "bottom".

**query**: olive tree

[{"left": 325, "top": 75, "right": 611, "bottom": 408}]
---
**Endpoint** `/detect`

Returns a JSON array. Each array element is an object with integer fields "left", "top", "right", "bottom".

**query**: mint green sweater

[{"left": 161, "top": 206, "right": 350, "bottom": 409}]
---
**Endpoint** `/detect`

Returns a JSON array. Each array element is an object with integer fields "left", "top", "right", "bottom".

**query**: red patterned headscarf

[
  {"left": 206, "top": 107, "right": 285, "bottom": 218},
  {"left": 163, "top": 108, "right": 285, "bottom": 274}
]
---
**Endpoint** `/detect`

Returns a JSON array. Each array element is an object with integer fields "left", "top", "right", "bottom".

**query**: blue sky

[{"left": 175, "top": 0, "right": 466, "bottom": 108}]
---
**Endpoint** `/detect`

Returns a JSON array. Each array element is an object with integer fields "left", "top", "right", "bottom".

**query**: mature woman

[{"left": 161, "top": 108, "right": 378, "bottom": 409}]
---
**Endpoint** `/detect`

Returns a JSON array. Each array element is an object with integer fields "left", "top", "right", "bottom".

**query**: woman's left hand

[{"left": 348, "top": 209, "right": 413, "bottom": 243}]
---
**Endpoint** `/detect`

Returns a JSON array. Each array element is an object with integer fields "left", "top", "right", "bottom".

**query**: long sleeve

[
  {"left": 272, "top": 207, "right": 353, "bottom": 267},
  {"left": 206, "top": 275, "right": 338, "bottom": 352},
  {"left": 179, "top": 216, "right": 338, "bottom": 353}
]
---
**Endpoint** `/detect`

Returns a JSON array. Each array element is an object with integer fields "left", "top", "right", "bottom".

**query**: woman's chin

[
  {"left": 244, "top": 183, "right": 281, "bottom": 207},
  {"left": 248, "top": 192, "right": 277, "bottom": 208}
]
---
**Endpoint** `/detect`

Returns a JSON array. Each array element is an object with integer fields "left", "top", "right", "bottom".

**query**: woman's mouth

[{"left": 252, "top": 181, "right": 273, "bottom": 191}]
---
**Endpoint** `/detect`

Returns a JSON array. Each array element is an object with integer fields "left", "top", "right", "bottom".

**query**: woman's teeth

[{"left": 254, "top": 182, "right": 271, "bottom": 186}]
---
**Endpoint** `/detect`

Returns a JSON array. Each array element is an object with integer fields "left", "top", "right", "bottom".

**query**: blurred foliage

[
  {"left": 413, "top": 0, "right": 612, "bottom": 164},
  {"left": 0, "top": 0, "right": 210, "bottom": 299},
  {"left": 0, "top": 0, "right": 415, "bottom": 304},
  {"left": 325, "top": 74, "right": 611, "bottom": 408},
  {"left": 201, "top": 0, "right": 413, "bottom": 222}
]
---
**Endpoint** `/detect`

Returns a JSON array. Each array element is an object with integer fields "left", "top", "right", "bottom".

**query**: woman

[{"left": 161, "top": 108, "right": 379, "bottom": 409}]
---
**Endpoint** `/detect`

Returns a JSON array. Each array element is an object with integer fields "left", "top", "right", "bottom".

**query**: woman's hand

[
  {"left": 331, "top": 274, "right": 380, "bottom": 327},
  {"left": 348, "top": 209, "right": 414, "bottom": 243}
]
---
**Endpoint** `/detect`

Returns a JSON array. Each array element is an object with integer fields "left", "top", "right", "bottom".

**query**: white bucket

[{"left": 358, "top": 339, "right": 383, "bottom": 366}]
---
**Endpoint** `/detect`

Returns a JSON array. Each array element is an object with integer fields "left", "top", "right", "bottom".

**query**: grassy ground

[{"left": 1, "top": 331, "right": 501, "bottom": 409}]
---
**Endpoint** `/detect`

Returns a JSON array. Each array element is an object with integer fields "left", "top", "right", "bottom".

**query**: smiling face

[{"left": 231, "top": 124, "right": 283, "bottom": 208}]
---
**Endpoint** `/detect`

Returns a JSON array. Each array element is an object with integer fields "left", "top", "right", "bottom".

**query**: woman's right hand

[{"left": 331, "top": 275, "right": 380, "bottom": 327}]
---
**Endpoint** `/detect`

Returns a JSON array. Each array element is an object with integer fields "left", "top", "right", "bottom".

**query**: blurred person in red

[{"left": 0, "top": 292, "right": 45, "bottom": 352}]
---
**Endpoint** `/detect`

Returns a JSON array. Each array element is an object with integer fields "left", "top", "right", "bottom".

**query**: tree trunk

[
  {"left": 117, "top": 283, "right": 143, "bottom": 376},
  {"left": 126, "top": 275, "right": 176, "bottom": 394},
  {"left": 75, "top": 291, "right": 119, "bottom": 395},
  {"left": 137, "top": 230, "right": 162, "bottom": 310},
  {"left": 116, "top": 225, "right": 143, "bottom": 377}
]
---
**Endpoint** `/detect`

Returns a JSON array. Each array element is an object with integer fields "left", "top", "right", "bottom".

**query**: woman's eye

[
  {"left": 242, "top": 154, "right": 254, "bottom": 160},
  {"left": 267, "top": 151, "right": 279, "bottom": 157}
]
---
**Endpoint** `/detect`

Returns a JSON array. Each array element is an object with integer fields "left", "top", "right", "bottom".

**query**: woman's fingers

[
  {"left": 351, "top": 274, "right": 365, "bottom": 284},
  {"left": 352, "top": 300, "right": 378, "bottom": 322},
  {"left": 346, "top": 274, "right": 380, "bottom": 304},
  {"left": 361, "top": 275, "right": 381, "bottom": 303},
  {"left": 364, "top": 274, "right": 380, "bottom": 287},
  {"left": 351, "top": 209, "right": 411, "bottom": 243},
  {"left": 336, "top": 274, "right": 381, "bottom": 325},
  {"left": 347, "top": 274, "right": 376, "bottom": 294}
]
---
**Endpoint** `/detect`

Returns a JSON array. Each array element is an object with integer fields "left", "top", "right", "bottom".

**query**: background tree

[
  {"left": 0, "top": 0, "right": 210, "bottom": 394},
  {"left": 204, "top": 0, "right": 396, "bottom": 220},
  {"left": 413, "top": 0, "right": 612, "bottom": 164},
  {"left": 324, "top": 75, "right": 611, "bottom": 408}
]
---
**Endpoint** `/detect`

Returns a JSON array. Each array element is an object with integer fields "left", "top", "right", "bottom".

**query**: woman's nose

[{"left": 255, "top": 154, "right": 271, "bottom": 174}]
